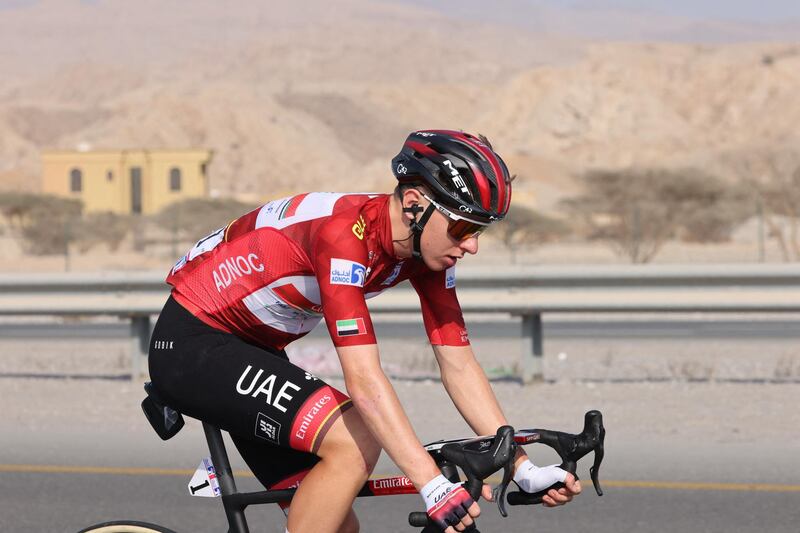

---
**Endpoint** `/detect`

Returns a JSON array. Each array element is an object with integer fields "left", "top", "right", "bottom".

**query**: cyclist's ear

[{"left": 401, "top": 185, "right": 423, "bottom": 206}]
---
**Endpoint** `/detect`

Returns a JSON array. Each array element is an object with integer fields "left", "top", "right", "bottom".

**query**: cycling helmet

[
  {"left": 391, "top": 130, "right": 512, "bottom": 224},
  {"left": 391, "top": 130, "right": 512, "bottom": 260}
]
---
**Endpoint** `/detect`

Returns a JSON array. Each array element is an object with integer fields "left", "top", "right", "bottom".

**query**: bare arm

[
  {"left": 336, "top": 343, "right": 442, "bottom": 489},
  {"left": 433, "top": 344, "right": 582, "bottom": 507},
  {"left": 433, "top": 344, "right": 529, "bottom": 468}
]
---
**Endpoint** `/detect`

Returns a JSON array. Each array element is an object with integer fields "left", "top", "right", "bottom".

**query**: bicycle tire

[{"left": 77, "top": 521, "right": 178, "bottom": 533}]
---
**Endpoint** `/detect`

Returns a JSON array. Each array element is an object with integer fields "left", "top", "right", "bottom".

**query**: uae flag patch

[{"left": 336, "top": 318, "right": 367, "bottom": 337}]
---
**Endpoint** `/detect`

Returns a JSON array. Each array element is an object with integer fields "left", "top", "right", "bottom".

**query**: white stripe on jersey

[
  {"left": 255, "top": 192, "right": 377, "bottom": 230},
  {"left": 242, "top": 276, "right": 322, "bottom": 334}
]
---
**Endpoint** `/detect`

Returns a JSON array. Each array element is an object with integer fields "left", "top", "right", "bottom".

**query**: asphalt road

[{"left": 2, "top": 469, "right": 798, "bottom": 533}]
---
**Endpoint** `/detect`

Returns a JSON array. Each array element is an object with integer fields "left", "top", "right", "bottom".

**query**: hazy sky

[
  {"left": 2, "top": 0, "right": 799, "bottom": 23},
  {"left": 401, "top": 0, "right": 800, "bottom": 23},
  {"left": 560, "top": 0, "right": 800, "bottom": 22}
]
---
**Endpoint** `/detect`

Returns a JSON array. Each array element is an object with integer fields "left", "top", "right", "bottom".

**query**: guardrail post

[
  {"left": 521, "top": 312, "right": 543, "bottom": 383},
  {"left": 130, "top": 315, "right": 151, "bottom": 381}
]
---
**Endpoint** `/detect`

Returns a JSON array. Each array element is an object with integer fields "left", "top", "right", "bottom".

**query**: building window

[
  {"left": 70, "top": 168, "right": 82, "bottom": 193},
  {"left": 106, "top": 170, "right": 114, "bottom": 182},
  {"left": 169, "top": 167, "right": 182, "bottom": 191}
]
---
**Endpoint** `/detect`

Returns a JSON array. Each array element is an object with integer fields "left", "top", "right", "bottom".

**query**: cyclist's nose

[{"left": 460, "top": 236, "right": 479, "bottom": 255}]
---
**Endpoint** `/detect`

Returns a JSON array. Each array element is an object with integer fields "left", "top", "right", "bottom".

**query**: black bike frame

[{"left": 201, "top": 422, "right": 438, "bottom": 533}]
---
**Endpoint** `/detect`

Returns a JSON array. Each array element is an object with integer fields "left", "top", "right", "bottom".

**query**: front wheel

[{"left": 78, "top": 521, "right": 177, "bottom": 533}]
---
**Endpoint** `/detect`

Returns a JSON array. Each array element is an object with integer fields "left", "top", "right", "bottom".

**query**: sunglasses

[{"left": 422, "top": 194, "right": 489, "bottom": 241}]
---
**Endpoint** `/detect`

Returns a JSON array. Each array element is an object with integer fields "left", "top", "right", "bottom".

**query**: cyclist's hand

[
  {"left": 542, "top": 472, "right": 581, "bottom": 507},
  {"left": 421, "top": 474, "right": 480, "bottom": 532},
  {"left": 513, "top": 459, "right": 581, "bottom": 507}
]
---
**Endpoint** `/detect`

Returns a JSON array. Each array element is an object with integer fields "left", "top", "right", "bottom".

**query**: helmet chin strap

[{"left": 403, "top": 203, "right": 436, "bottom": 260}]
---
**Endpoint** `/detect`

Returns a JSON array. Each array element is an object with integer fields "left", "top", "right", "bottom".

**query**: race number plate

[{"left": 187, "top": 457, "right": 221, "bottom": 497}]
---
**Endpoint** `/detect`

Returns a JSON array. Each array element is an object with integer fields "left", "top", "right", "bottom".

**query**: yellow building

[{"left": 42, "top": 149, "right": 213, "bottom": 215}]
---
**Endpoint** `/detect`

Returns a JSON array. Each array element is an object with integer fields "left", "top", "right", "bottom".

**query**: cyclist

[{"left": 148, "top": 130, "right": 581, "bottom": 533}]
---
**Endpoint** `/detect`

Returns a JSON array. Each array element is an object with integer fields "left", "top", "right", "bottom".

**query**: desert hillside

[{"left": 1, "top": 0, "right": 798, "bottom": 210}]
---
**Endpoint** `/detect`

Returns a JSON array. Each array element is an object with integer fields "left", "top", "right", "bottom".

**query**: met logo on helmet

[{"left": 442, "top": 159, "right": 471, "bottom": 198}]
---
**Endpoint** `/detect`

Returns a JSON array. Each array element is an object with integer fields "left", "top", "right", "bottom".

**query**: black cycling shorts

[{"left": 148, "top": 295, "right": 353, "bottom": 489}]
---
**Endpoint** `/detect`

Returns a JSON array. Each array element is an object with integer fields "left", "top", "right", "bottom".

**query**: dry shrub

[
  {"left": 74, "top": 212, "right": 134, "bottom": 253},
  {"left": 149, "top": 197, "right": 259, "bottom": 241},
  {"left": 0, "top": 193, "right": 83, "bottom": 255},
  {"left": 563, "top": 168, "right": 749, "bottom": 263},
  {"left": 726, "top": 148, "right": 800, "bottom": 261},
  {"left": 488, "top": 204, "right": 570, "bottom": 263}
]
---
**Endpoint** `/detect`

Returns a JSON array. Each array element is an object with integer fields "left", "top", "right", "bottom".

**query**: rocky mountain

[{"left": 1, "top": 0, "right": 798, "bottom": 209}]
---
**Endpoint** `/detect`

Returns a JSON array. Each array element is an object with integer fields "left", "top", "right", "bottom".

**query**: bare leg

[
  {"left": 285, "top": 505, "right": 358, "bottom": 533},
  {"left": 337, "top": 508, "right": 359, "bottom": 533},
  {"left": 286, "top": 408, "right": 381, "bottom": 533}
]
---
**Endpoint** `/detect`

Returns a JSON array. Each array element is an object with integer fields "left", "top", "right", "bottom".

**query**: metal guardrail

[{"left": 1, "top": 264, "right": 799, "bottom": 381}]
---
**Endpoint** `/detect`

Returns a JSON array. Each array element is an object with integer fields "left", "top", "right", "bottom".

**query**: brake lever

[
  {"left": 507, "top": 410, "right": 605, "bottom": 506},
  {"left": 409, "top": 425, "right": 516, "bottom": 529},
  {"left": 440, "top": 425, "right": 515, "bottom": 501},
  {"left": 492, "top": 455, "right": 514, "bottom": 517}
]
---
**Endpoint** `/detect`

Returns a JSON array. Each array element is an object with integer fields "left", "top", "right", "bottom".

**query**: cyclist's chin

[{"left": 425, "top": 255, "right": 456, "bottom": 271}]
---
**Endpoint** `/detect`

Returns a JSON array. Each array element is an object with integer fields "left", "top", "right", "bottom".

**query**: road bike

[{"left": 78, "top": 383, "right": 605, "bottom": 533}]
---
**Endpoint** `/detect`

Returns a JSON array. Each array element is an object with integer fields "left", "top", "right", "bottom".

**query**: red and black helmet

[{"left": 391, "top": 130, "right": 512, "bottom": 224}]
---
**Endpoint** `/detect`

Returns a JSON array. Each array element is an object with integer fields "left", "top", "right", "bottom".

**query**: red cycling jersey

[{"left": 167, "top": 193, "right": 469, "bottom": 351}]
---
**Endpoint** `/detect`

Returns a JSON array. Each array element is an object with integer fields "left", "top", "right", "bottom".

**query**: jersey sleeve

[
  {"left": 312, "top": 214, "right": 377, "bottom": 347},
  {"left": 409, "top": 267, "right": 470, "bottom": 346}
]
